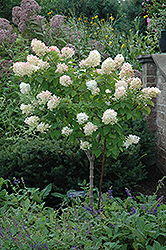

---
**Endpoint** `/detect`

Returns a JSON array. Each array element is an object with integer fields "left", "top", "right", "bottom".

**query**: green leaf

[
  {"left": 93, "top": 148, "right": 101, "bottom": 158},
  {"left": 40, "top": 183, "right": 52, "bottom": 200},
  {"left": 103, "top": 125, "right": 111, "bottom": 136},
  {"left": 51, "top": 192, "right": 65, "bottom": 198},
  {"left": 21, "top": 198, "right": 30, "bottom": 211},
  {"left": 36, "top": 75, "right": 43, "bottom": 84},
  {"left": 71, "top": 90, "right": 77, "bottom": 97},
  {"left": 41, "top": 81, "right": 48, "bottom": 90}
]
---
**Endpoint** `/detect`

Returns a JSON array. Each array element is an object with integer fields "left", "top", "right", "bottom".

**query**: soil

[{"left": 132, "top": 164, "right": 166, "bottom": 204}]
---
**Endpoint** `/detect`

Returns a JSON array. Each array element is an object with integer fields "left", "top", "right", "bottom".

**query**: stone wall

[{"left": 138, "top": 54, "right": 166, "bottom": 174}]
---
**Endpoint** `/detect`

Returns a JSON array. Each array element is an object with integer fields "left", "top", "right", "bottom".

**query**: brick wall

[{"left": 138, "top": 54, "right": 166, "bottom": 174}]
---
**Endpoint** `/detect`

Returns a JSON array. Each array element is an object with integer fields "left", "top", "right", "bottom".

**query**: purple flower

[
  {"left": 43, "top": 243, "right": 49, "bottom": 250},
  {"left": 130, "top": 207, "right": 136, "bottom": 215},
  {"left": 71, "top": 246, "right": 78, "bottom": 250},
  {"left": 12, "top": 0, "right": 45, "bottom": 33},
  {"left": 107, "top": 188, "right": 113, "bottom": 199},
  {"left": 125, "top": 188, "right": 131, "bottom": 197}
]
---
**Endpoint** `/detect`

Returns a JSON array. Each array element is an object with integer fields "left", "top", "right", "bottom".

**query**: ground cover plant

[{"left": 0, "top": 177, "right": 166, "bottom": 249}]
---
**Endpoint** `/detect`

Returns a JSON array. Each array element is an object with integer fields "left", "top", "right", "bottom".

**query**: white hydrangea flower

[
  {"left": 61, "top": 126, "right": 73, "bottom": 136},
  {"left": 27, "top": 54, "right": 39, "bottom": 66},
  {"left": 13, "top": 62, "right": 39, "bottom": 77},
  {"left": 102, "top": 109, "right": 118, "bottom": 125},
  {"left": 24, "top": 116, "right": 40, "bottom": 128},
  {"left": 37, "top": 60, "right": 50, "bottom": 71},
  {"left": 47, "top": 95, "right": 61, "bottom": 111},
  {"left": 141, "top": 87, "right": 161, "bottom": 99},
  {"left": 36, "top": 122, "right": 51, "bottom": 133},
  {"left": 120, "top": 63, "right": 134, "bottom": 80},
  {"left": 114, "top": 54, "right": 124, "bottom": 68},
  {"left": 20, "top": 82, "right": 31, "bottom": 94},
  {"left": 115, "top": 80, "right": 128, "bottom": 89},
  {"left": 80, "top": 140, "right": 92, "bottom": 151},
  {"left": 91, "top": 87, "right": 100, "bottom": 95},
  {"left": 123, "top": 134, "right": 140, "bottom": 149},
  {"left": 101, "top": 57, "right": 116, "bottom": 74},
  {"left": 55, "top": 63, "right": 68, "bottom": 73},
  {"left": 37, "top": 90, "right": 52, "bottom": 105},
  {"left": 61, "top": 47, "right": 75, "bottom": 58},
  {"left": 83, "top": 122, "right": 98, "bottom": 136},
  {"left": 86, "top": 80, "right": 97, "bottom": 90},
  {"left": 59, "top": 75, "right": 73, "bottom": 87},
  {"left": 49, "top": 46, "right": 60, "bottom": 55},
  {"left": 79, "top": 59, "right": 88, "bottom": 68},
  {"left": 31, "top": 39, "right": 49, "bottom": 57},
  {"left": 114, "top": 86, "right": 126, "bottom": 100},
  {"left": 76, "top": 112, "right": 89, "bottom": 125},
  {"left": 85, "top": 50, "right": 101, "bottom": 68},
  {"left": 20, "top": 104, "right": 33, "bottom": 115},
  {"left": 129, "top": 77, "right": 142, "bottom": 91}
]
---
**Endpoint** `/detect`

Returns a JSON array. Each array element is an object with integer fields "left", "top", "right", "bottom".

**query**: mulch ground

[{"left": 132, "top": 164, "right": 166, "bottom": 204}]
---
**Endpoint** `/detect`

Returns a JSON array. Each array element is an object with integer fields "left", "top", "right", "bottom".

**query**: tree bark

[
  {"left": 85, "top": 151, "right": 95, "bottom": 207},
  {"left": 98, "top": 139, "right": 106, "bottom": 211}
]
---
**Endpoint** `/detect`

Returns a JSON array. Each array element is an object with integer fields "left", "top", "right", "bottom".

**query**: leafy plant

[{"left": 0, "top": 176, "right": 165, "bottom": 249}]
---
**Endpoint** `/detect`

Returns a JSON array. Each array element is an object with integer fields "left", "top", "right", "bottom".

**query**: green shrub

[{"left": 38, "top": 0, "right": 120, "bottom": 21}]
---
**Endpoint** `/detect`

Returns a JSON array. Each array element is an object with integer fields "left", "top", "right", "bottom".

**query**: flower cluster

[
  {"left": 77, "top": 113, "right": 89, "bottom": 125},
  {"left": 31, "top": 38, "right": 49, "bottom": 57},
  {"left": 91, "top": 87, "right": 100, "bottom": 95},
  {"left": 13, "top": 62, "right": 39, "bottom": 77},
  {"left": 123, "top": 134, "right": 140, "bottom": 149},
  {"left": 36, "top": 122, "right": 50, "bottom": 133},
  {"left": 61, "top": 47, "right": 75, "bottom": 58},
  {"left": 37, "top": 90, "right": 52, "bottom": 105},
  {"left": 0, "top": 18, "right": 17, "bottom": 45},
  {"left": 79, "top": 50, "right": 101, "bottom": 68},
  {"left": 49, "top": 46, "right": 60, "bottom": 54},
  {"left": 27, "top": 54, "right": 50, "bottom": 70},
  {"left": 142, "top": 87, "right": 161, "bottom": 99},
  {"left": 101, "top": 57, "right": 115, "bottom": 74},
  {"left": 114, "top": 86, "right": 126, "bottom": 100},
  {"left": 120, "top": 63, "right": 134, "bottom": 80},
  {"left": 114, "top": 54, "right": 124, "bottom": 68},
  {"left": 20, "top": 103, "right": 33, "bottom": 115},
  {"left": 27, "top": 54, "right": 39, "bottom": 66},
  {"left": 47, "top": 95, "right": 61, "bottom": 111},
  {"left": 24, "top": 115, "right": 40, "bottom": 128},
  {"left": 129, "top": 77, "right": 142, "bottom": 91},
  {"left": 61, "top": 126, "right": 73, "bottom": 136},
  {"left": 83, "top": 122, "right": 98, "bottom": 136},
  {"left": 50, "top": 15, "right": 65, "bottom": 29},
  {"left": 20, "top": 82, "right": 31, "bottom": 94},
  {"left": 80, "top": 140, "right": 92, "bottom": 150},
  {"left": 102, "top": 109, "right": 118, "bottom": 125},
  {"left": 12, "top": 0, "right": 45, "bottom": 33},
  {"left": 86, "top": 80, "right": 97, "bottom": 90},
  {"left": 59, "top": 75, "right": 73, "bottom": 87},
  {"left": 115, "top": 80, "right": 128, "bottom": 89},
  {"left": 55, "top": 63, "right": 68, "bottom": 73}
]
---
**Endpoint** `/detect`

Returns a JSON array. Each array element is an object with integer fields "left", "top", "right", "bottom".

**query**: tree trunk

[{"left": 85, "top": 151, "right": 95, "bottom": 207}]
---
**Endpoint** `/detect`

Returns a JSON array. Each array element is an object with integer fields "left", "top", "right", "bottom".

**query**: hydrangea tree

[{"left": 13, "top": 39, "right": 161, "bottom": 206}]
